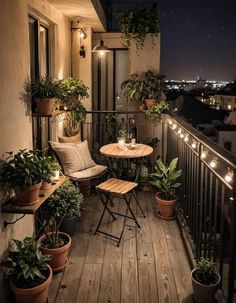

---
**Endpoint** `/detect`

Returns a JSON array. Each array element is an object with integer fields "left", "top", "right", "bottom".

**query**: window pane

[
  {"left": 28, "top": 17, "right": 37, "bottom": 79},
  {"left": 39, "top": 25, "right": 49, "bottom": 76}
]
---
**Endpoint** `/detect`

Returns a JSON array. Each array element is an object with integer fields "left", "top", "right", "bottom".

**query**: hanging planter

[{"left": 115, "top": 4, "right": 160, "bottom": 52}]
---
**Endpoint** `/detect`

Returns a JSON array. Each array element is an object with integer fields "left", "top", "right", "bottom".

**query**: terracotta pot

[
  {"left": 41, "top": 181, "right": 51, "bottom": 190},
  {"left": 145, "top": 98, "right": 155, "bottom": 109},
  {"left": 14, "top": 182, "right": 42, "bottom": 206},
  {"left": 39, "top": 232, "right": 71, "bottom": 272},
  {"left": 11, "top": 265, "right": 52, "bottom": 303},
  {"left": 191, "top": 269, "right": 220, "bottom": 303},
  {"left": 155, "top": 193, "right": 176, "bottom": 219},
  {"left": 34, "top": 98, "right": 56, "bottom": 115}
]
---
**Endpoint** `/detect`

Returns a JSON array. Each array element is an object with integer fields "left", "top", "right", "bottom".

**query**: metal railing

[{"left": 82, "top": 110, "right": 236, "bottom": 303}]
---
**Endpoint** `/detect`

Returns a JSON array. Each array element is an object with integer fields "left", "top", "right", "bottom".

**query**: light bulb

[
  {"left": 224, "top": 170, "right": 233, "bottom": 183},
  {"left": 168, "top": 120, "right": 173, "bottom": 125},
  {"left": 80, "top": 31, "right": 85, "bottom": 39},
  {"left": 98, "top": 50, "right": 105, "bottom": 58},
  {"left": 172, "top": 123, "right": 177, "bottom": 130},
  {"left": 210, "top": 159, "right": 217, "bottom": 168},
  {"left": 178, "top": 128, "right": 182, "bottom": 134},
  {"left": 180, "top": 133, "right": 184, "bottom": 139},
  {"left": 184, "top": 135, "right": 189, "bottom": 142},
  {"left": 201, "top": 151, "right": 207, "bottom": 159},
  {"left": 192, "top": 141, "right": 197, "bottom": 149}
]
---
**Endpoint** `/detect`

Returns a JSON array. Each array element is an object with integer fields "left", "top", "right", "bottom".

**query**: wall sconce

[
  {"left": 92, "top": 39, "right": 111, "bottom": 58},
  {"left": 80, "top": 45, "right": 85, "bottom": 58},
  {"left": 80, "top": 29, "right": 86, "bottom": 39}
]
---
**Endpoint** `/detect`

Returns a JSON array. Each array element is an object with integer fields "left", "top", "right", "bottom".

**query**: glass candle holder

[{"left": 118, "top": 137, "right": 126, "bottom": 150}]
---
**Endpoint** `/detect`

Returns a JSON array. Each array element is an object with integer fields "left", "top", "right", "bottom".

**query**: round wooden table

[{"left": 100, "top": 143, "right": 153, "bottom": 182}]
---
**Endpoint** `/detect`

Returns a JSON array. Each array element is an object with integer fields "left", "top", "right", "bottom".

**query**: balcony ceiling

[{"left": 48, "top": 0, "right": 106, "bottom": 31}]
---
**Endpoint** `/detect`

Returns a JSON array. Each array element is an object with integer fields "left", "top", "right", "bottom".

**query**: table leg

[
  {"left": 135, "top": 157, "right": 145, "bottom": 183},
  {"left": 107, "top": 156, "right": 117, "bottom": 178}
]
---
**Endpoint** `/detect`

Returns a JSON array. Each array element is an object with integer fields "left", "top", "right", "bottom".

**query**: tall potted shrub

[
  {"left": 61, "top": 77, "right": 89, "bottom": 136},
  {"left": 191, "top": 258, "right": 220, "bottom": 303},
  {"left": 0, "top": 150, "right": 52, "bottom": 205},
  {"left": 26, "top": 75, "right": 62, "bottom": 115},
  {"left": 3, "top": 237, "right": 52, "bottom": 303},
  {"left": 150, "top": 157, "right": 182, "bottom": 219},
  {"left": 38, "top": 180, "right": 82, "bottom": 271}
]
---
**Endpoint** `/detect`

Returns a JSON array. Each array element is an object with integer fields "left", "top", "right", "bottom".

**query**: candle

[{"left": 118, "top": 137, "right": 126, "bottom": 150}]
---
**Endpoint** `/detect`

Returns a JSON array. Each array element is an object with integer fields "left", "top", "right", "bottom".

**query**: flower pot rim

[
  {"left": 11, "top": 265, "right": 52, "bottom": 292},
  {"left": 39, "top": 231, "right": 71, "bottom": 252},
  {"left": 156, "top": 192, "right": 177, "bottom": 203},
  {"left": 191, "top": 268, "right": 221, "bottom": 288}
]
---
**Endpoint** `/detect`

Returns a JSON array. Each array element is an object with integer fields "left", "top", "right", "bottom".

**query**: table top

[{"left": 100, "top": 143, "right": 153, "bottom": 159}]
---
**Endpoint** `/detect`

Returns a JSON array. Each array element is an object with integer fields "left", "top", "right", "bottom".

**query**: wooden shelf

[
  {"left": 32, "top": 110, "right": 68, "bottom": 117},
  {"left": 1, "top": 176, "right": 67, "bottom": 215}
]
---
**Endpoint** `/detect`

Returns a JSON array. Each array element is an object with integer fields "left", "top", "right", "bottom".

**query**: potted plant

[
  {"left": 121, "top": 74, "right": 144, "bottom": 104},
  {"left": 40, "top": 155, "right": 54, "bottom": 190},
  {"left": 38, "top": 180, "right": 82, "bottom": 271},
  {"left": 150, "top": 157, "right": 182, "bottom": 219},
  {"left": 142, "top": 70, "right": 166, "bottom": 109},
  {"left": 50, "top": 180, "right": 83, "bottom": 236},
  {"left": 0, "top": 150, "right": 52, "bottom": 205},
  {"left": 51, "top": 160, "right": 61, "bottom": 181},
  {"left": 115, "top": 4, "right": 160, "bottom": 52},
  {"left": 145, "top": 100, "right": 169, "bottom": 124},
  {"left": 3, "top": 237, "right": 52, "bottom": 303},
  {"left": 26, "top": 76, "right": 62, "bottom": 115},
  {"left": 191, "top": 258, "right": 220, "bottom": 303}
]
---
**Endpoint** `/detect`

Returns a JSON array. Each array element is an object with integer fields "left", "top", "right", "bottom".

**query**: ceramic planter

[
  {"left": 191, "top": 268, "right": 220, "bottom": 303},
  {"left": 11, "top": 265, "right": 52, "bottom": 303},
  {"left": 14, "top": 182, "right": 42, "bottom": 205},
  {"left": 34, "top": 98, "right": 55, "bottom": 115},
  {"left": 59, "top": 216, "right": 77, "bottom": 237},
  {"left": 39, "top": 232, "right": 71, "bottom": 273},
  {"left": 155, "top": 193, "right": 176, "bottom": 219}
]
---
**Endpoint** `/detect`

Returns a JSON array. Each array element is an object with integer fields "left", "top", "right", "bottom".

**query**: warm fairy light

[
  {"left": 224, "top": 169, "right": 233, "bottom": 183},
  {"left": 172, "top": 123, "right": 177, "bottom": 130},
  {"left": 168, "top": 120, "right": 173, "bottom": 125},
  {"left": 191, "top": 141, "right": 197, "bottom": 149},
  {"left": 180, "top": 133, "right": 184, "bottom": 138},
  {"left": 184, "top": 135, "right": 189, "bottom": 142},
  {"left": 210, "top": 158, "right": 217, "bottom": 168},
  {"left": 178, "top": 128, "right": 182, "bottom": 134},
  {"left": 201, "top": 151, "right": 207, "bottom": 159}
]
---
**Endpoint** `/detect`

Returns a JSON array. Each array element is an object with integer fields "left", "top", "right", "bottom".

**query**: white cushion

[
  {"left": 50, "top": 140, "right": 96, "bottom": 174},
  {"left": 69, "top": 165, "right": 107, "bottom": 180}
]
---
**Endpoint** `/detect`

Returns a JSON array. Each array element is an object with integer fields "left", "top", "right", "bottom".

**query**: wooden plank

[
  {"left": 148, "top": 195, "right": 179, "bottom": 303},
  {"left": 48, "top": 271, "right": 64, "bottom": 303},
  {"left": 76, "top": 263, "right": 102, "bottom": 303},
  {"left": 136, "top": 192, "right": 152, "bottom": 243},
  {"left": 2, "top": 176, "right": 67, "bottom": 214},
  {"left": 137, "top": 242, "right": 159, "bottom": 303},
  {"left": 162, "top": 220, "right": 193, "bottom": 302}
]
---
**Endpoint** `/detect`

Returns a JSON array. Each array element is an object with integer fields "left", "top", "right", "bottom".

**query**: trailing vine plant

[{"left": 115, "top": 3, "right": 160, "bottom": 52}]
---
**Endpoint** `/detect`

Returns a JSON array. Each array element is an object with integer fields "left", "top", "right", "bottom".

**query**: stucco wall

[{"left": 0, "top": 0, "right": 71, "bottom": 258}]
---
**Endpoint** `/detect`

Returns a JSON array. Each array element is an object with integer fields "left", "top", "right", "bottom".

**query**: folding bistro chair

[{"left": 94, "top": 178, "right": 146, "bottom": 247}]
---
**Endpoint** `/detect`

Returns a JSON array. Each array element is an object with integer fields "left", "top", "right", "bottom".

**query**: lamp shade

[{"left": 92, "top": 39, "right": 110, "bottom": 58}]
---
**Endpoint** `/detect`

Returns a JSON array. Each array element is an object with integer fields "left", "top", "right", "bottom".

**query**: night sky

[{"left": 159, "top": 0, "right": 236, "bottom": 81}]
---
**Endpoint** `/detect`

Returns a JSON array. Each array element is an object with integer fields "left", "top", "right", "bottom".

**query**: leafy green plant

[
  {"left": 61, "top": 77, "right": 89, "bottom": 109},
  {"left": 51, "top": 160, "right": 61, "bottom": 171},
  {"left": 145, "top": 100, "right": 169, "bottom": 123},
  {"left": 3, "top": 237, "right": 51, "bottom": 289},
  {"left": 118, "top": 128, "right": 127, "bottom": 138},
  {"left": 63, "top": 106, "right": 86, "bottom": 136},
  {"left": 25, "top": 76, "right": 62, "bottom": 99},
  {"left": 40, "top": 155, "right": 54, "bottom": 183},
  {"left": 142, "top": 70, "right": 166, "bottom": 101},
  {"left": 115, "top": 4, "right": 160, "bottom": 51},
  {"left": 150, "top": 158, "right": 182, "bottom": 200},
  {"left": 42, "top": 180, "right": 83, "bottom": 248},
  {"left": 193, "top": 258, "right": 219, "bottom": 285},
  {"left": 0, "top": 150, "right": 53, "bottom": 188},
  {"left": 105, "top": 114, "right": 126, "bottom": 143},
  {"left": 121, "top": 74, "right": 144, "bottom": 103}
]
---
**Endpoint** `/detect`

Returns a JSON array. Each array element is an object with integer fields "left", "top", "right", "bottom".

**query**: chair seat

[
  {"left": 96, "top": 178, "right": 138, "bottom": 195},
  {"left": 69, "top": 165, "right": 107, "bottom": 181}
]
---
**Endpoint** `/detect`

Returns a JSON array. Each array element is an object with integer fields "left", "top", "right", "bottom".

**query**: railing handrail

[{"left": 167, "top": 110, "right": 236, "bottom": 168}]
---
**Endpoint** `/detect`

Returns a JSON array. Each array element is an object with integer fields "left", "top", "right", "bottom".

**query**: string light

[
  {"left": 178, "top": 128, "right": 182, "bottom": 134},
  {"left": 168, "top": 120, "right": 173, "bottom": 125},
  {"left": 172, "top": 123, "right": 177, "bottom": 130},
  {"left": 201, "top": 150, "right": 207, "bottom": 159},
  {"left": 191, "top": 141, "right": 197, "bottom": 149},
  {"left": 184, "top": 135, "right": 189, "bottom": 142},
  {"left": 180, "top": 133, "right": 184, "bottom": 138},
  {"left": 210, "top": 158, "right": 217, "bottom": 168},
  {"left": 224, "top": 169, "right": 233, "bottom": 183}
]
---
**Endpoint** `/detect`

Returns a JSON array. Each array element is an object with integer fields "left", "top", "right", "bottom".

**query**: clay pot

[
  {"left": 11, "top": 265, "right": 52, "bottom": 303},
  {"left": 34, "top": 98, "right": 55, "bottom": 115},
  {"left": 41, "top": 181, "right": 52, "bottom": 190},
  {"left": 155, "top": 193, "right": 176, "bottom": 219},
  {"left": 144, "top": 98, "right": 155, "bottom": 109},
  {"left": 191, "top": 269, "right": 220, "bottom": 303},
  {"left": 14, "top": 182, "right": 42, "bottom": 205},
  {"left": 39, "top": 232, "right": 71, "bottom": 272}
]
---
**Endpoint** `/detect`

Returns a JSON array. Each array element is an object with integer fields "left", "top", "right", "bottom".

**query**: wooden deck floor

[{"left": 49, "top": 192, "right": 193, "bottom": 303}]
